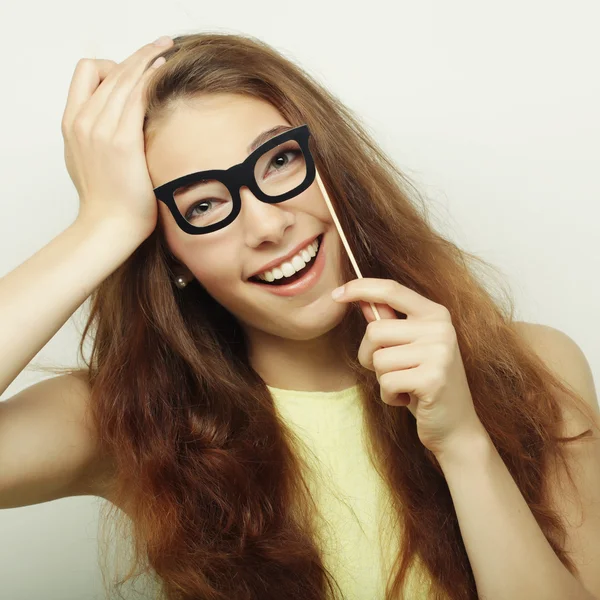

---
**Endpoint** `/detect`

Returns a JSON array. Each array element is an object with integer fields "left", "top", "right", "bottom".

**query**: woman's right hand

[{"left": 61, "top": 36, "right": 174, "bottom": 240}]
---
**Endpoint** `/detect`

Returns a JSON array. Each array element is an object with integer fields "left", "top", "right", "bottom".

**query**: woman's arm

[{"left": 436, "top": 323, "right": 600, "bottom": 600}]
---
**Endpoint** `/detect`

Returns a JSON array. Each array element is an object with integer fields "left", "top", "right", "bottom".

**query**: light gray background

[{"left": 1, "top": 0, "right": 598, "bottom": 598}]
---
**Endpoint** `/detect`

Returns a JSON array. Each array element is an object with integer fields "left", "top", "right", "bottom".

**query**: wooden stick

[{"left": 314, "top": 168, "right": 381, "bottom": 321}]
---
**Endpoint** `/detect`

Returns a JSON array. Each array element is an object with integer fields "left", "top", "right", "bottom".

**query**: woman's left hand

[{"left": 332, "top": 277, "right": 487, "bottom": 457}]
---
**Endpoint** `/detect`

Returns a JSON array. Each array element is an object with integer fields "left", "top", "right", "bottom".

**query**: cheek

[
  {"left": 165, "top": 230, "right": 240, "bottom": 290},
  {"left": 186, "top": 246, "right": 241, "bottom": 290},
  {"left": 304, "top": 185, "right": 332, "bottom": 221}
]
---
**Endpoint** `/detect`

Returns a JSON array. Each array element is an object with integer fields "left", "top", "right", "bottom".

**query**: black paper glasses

[{"left": 153, "top": 124, "right": 316, "bottom": 235}]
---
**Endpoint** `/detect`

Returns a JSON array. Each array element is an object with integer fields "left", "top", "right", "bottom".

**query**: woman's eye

[
  {"left": 269, "top": 149, "right": 301, "bottom": 171},
  {"left": 186, "top": 200, "right": 214, "bottom": 220}
]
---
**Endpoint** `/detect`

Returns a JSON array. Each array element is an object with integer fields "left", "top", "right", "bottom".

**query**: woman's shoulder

[
  {"left": 511, "top": 325, "right": 600, "bottom": 593},
  {"left": 0, "top": 368, "right": 117, "bottom": 510},
  {"left": 510, "top": 320, "right": 599, "bottom": 433}
]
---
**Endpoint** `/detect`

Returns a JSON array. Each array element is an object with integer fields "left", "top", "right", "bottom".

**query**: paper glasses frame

[{"left": 153, "top": 124, "right": 315, "bottom": 235}]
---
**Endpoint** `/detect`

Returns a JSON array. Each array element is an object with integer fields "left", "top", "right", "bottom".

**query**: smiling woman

[{"left": 1, "top": 30, "right": 599, "bottom": 600}]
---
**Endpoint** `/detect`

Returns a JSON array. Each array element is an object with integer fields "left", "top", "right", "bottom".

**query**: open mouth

[{"left": 248, "top": 234, "right": 323, "bottom": 286}]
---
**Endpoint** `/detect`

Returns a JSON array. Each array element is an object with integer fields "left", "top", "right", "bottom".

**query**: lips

[{"left": 246, "top": 233, "right": 327, "bottom": 297}]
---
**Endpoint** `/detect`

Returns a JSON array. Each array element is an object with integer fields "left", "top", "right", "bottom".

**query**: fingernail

[
  {"left": 153, "top": 35, "right": 172, "bottom": 46},
  {"left": 331, "top": 286, "right": 345, "bottom": 299}
]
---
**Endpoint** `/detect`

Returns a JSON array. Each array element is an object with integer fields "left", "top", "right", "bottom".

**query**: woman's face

[{"left": 146, "top": 93, "right": 349, "bottom": 341}]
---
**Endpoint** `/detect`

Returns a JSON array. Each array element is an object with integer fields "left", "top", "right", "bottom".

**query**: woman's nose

[{"left": 239, "top": 186, "right": 294, "bottom": 242}]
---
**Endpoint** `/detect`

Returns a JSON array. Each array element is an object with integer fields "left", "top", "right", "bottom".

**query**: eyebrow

[
  {"left": 171, "top": 125, "right": 296, "bottom": 195},
  {"left": 247, "top": 124, "right": 295, "bottom": 154}
]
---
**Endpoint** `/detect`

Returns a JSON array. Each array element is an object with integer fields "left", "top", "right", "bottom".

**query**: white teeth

[
  {"left": 256, "top": 238, "right": 320, "bottom": 282},
  {"left": 282, "top": 262, "right": 296, "bottom": 277},
  {"left": 291, "top": 255, "right": 306, "bottom": 271}
]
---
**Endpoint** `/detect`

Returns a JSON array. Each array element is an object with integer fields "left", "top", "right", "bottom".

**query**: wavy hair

[{"left": 42, "top": 31, "right": 595, "bottom": 600}]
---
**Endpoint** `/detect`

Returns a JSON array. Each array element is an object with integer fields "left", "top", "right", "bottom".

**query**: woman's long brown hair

[{"left": 40, "top": 31, "right": 596, "bottom": 599}]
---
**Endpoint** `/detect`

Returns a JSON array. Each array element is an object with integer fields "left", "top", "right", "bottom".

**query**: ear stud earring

[{"left": 174, "top": 276, "right": 188, "bottom": 289}]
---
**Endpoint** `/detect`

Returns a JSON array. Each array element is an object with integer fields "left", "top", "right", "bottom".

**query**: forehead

[{"left": 146, "top": 93, "right": 291, "bottom": 188}]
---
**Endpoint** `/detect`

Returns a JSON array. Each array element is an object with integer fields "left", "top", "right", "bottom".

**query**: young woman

[{"left": 0, "top": 32, "right": 598, "bottom": 600}]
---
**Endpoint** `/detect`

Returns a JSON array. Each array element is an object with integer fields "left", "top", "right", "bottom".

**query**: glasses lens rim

[
  {"left": 173, "top": 178, "right": 234, "bottom": 228},
  {"left": 159, "top": 124, "right": 313, "bottom": 234},
  {"left": 253, "top": 137, "right": 307, "bottom": 198}
]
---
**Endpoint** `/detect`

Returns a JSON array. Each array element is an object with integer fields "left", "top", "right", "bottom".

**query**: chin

[{"left": 256, "top": 300, "right": 349, "bottom": 341}]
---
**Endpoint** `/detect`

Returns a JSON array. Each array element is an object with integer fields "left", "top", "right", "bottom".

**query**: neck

[{"left": 245, "top": 326, "right": 356, "bottom": 393}]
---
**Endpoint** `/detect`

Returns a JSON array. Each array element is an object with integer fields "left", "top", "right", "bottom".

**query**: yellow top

[{"left": 268, "top": 383, "right": 428, "bottom": 600}]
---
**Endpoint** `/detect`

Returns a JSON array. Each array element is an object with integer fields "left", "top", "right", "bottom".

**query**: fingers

[
  {"left": 358, "top": 300, "right": 398, "bottom": 323},
  {"left": 61, "top": 39, "right": 173, "bottom": 141},
  {"left": 61, "top": 58, "right": 117, "bottom": 136},
  {"left": 94, "top": 40, "right": 173, "bottom": 138},
  {"left": 115, "top": 55, "right": 166, "bottom": 141}
]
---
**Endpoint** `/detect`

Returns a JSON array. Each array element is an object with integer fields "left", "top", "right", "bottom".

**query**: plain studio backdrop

[{"left": 0, "top": 1, "right": 598, "bottom": 598}]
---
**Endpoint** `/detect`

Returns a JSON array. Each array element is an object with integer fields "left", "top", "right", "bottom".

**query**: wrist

[
  {"left": 63, "top": 217, "right": 150, "bottom": 288},
  {"left": 72, "top": 214, "right": 151, "bottom": 247},
  {"left": 434, "top": 420, "right": 494, "bottom": 471}
]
